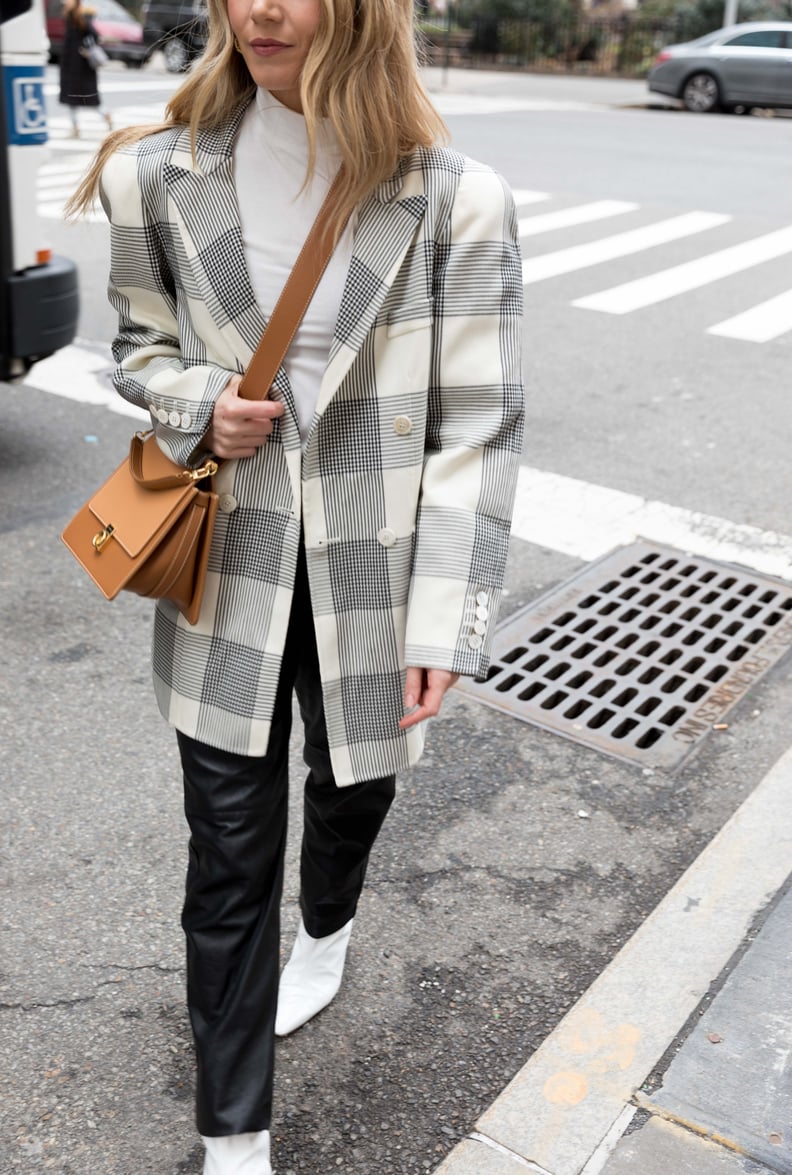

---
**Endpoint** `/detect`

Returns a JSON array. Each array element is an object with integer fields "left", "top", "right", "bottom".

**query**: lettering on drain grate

[{"left": 459, "top": 542, "right": 792, "bottom": 769}]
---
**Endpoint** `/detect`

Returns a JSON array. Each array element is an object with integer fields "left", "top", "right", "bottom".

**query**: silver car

[{"left": 647, "top": 21, "right": 792, "bottom": 113}]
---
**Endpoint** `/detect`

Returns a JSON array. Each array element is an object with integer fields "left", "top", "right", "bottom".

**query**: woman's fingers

[
  {"left": 399, "top": 667, "right": 460, "bottom": 730},
  {"left": 205, "top": 374, "right": 286, "bottom": 457}
]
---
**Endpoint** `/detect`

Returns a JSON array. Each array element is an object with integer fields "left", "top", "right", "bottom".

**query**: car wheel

[
  {"left": 163, "top": 36, "right": 190, "bottom": 73},
  {"left": 682, "top": 72, "right": 720, "bottom": 113}
]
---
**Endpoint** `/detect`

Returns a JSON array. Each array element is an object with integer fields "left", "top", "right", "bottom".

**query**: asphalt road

[{"left": 1, "top": 66, "right": 791, "bottom": 1174}]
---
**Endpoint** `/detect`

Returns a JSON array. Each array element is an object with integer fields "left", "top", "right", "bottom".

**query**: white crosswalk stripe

[
  {"left": 518, "top": 199, "right": 639, "bottom": 238},
  {"left": 47, "top": 105, "right": 167, "bottom": 141},
  {"left": 521, "top": 211, "right": 731, "bottom": 284},
  {"left": 707, "top": 288, "right": 792, "bottom": 343},
  {"left": 573, "top": 224, "right": 792, "bottom": 315},
  {"left": 38, "top": 153, "right": 96, "bottom": 219}
]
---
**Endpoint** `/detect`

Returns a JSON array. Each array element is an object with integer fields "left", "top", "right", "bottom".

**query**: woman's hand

[
  {"left": 399, "top": 667, "right": 460, "bottom": 731},
  {"left": 204, "top": 374, "right": 286, "bottom": 459}
]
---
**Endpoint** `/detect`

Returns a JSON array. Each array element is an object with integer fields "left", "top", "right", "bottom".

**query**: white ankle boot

[
  {"left": 274, "top": 918, "right": 353, "bottom": 1036},
  {"left": 201, "top": 1130, "right": 271, "bottom": 1175}
]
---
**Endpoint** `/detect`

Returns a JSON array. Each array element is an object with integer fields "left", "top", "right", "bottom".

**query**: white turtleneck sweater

[{"left": 233, "top": 88, "right": 354, "bottom": 445}]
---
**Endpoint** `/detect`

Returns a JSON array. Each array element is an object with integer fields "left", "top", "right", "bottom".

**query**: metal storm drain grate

[{"left": 458, "top": 542, "right": 792, "bottom": 769}]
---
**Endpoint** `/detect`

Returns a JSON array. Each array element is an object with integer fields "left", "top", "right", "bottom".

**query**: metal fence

[{"left": 421, "top": 15, "right": 688, "bottom": 77}]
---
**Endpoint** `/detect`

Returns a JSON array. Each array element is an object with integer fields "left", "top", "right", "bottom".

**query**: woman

[
  {"left": 58, "top": 0, "right": 112, "bottom": 138},
  {"left": 70, "top": 0, "right": 524, "bottom": 1171}
]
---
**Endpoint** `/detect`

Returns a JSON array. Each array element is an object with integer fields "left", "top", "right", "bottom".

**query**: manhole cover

[{"left": 458, "top": 542, "right": 792, "bottom": 769}]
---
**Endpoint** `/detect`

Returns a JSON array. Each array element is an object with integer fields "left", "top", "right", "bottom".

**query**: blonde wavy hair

[{"left": 68, "top": 0, "right": 447, "bottom": 234}]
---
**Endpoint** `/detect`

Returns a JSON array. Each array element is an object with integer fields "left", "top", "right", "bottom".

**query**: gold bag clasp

[
  {"left": 185, "top": 459, "right": 219, "bottom": 482},
  {"left": 92, "top": 525, "right": 114, "bottom": 553}
]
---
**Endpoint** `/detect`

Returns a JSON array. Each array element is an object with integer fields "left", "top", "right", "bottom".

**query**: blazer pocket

[{"left": 385, "top": 299, "right": 433, "bottom": 338}]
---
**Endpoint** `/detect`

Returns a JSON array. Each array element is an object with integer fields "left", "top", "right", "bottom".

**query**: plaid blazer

[{"left": 100, "top": 100, "right": 525, "bottom": 785}]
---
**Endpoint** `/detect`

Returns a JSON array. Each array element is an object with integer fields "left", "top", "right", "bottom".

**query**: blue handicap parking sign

[{"left": 3, "top": 65, "right": 48, "bottom": 145}]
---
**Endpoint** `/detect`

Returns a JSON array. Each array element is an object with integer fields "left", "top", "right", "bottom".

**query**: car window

[{"left": 723, "top": 30, "right": 785, "bottom": 48}]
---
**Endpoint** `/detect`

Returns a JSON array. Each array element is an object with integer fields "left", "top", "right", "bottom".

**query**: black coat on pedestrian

[{"left": 59, "top": 11, "right": 101, "bottom": 108}]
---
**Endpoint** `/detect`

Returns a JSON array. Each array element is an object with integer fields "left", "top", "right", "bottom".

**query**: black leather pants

[{"left": 177, "top": 549, "right": 396, "bottom": 1136}]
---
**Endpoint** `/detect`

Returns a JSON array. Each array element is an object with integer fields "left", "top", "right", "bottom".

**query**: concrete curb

[{"left": 432, "top": 744, "right": 792, "bottom": 1175}]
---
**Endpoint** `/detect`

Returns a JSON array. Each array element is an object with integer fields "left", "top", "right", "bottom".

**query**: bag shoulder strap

[
  {"left": 130, "top": 170, "right": 346, "bottom": 489},
  {"left": 237, "top": 168, "right": 347, "bottom": 402}
]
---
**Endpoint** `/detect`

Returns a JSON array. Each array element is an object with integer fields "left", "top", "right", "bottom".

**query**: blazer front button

[
  {"left": 393, "top": 415, "right": 412, "bottom": 436},
  {"left": 377, "top": 527, "right": 397, "bottom": 548},
  {"left": 218, "top": 493, "right": 238, "bottom": 513}
]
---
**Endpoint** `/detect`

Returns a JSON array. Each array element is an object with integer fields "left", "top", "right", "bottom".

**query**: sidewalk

[
  {"left": 420, "top": 65, "right": 652, "bottom": 110},
  {"left": 432, "top": 744, "right": 792, "bottom": 1175}
]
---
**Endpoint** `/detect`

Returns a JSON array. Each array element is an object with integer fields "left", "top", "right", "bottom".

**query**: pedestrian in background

[
  {"left": 58, "top": 0, "right": 112, "bottom": 137},
  {"left": 68, "top": 0, "right": 524, "bottom": 1171}
]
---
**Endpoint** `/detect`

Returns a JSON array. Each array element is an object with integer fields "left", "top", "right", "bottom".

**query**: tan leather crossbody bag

[{"left": 62, "top": 170, "right": 345, "bottom": 625}]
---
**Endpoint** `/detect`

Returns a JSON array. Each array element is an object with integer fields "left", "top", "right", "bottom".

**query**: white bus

[{"left": 0, "top": 0, "right": 78, "bottom": 380}]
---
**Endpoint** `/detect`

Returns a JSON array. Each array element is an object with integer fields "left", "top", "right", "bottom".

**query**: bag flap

[{"left": 89, "top": 459, "right": 194, "bottom": 559}]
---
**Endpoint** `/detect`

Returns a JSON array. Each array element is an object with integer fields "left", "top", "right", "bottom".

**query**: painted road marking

[
  {"left": 38, "top": 155, "right": 94, "bottom": 215},
  {"left": 43, "top": 77, "right": 182, "bottom": 96},
  {"left": 511, "top": 464, "right": 792, "bottom": 582},
  {"left": 22, "top": 343, "right": 146, "bottom": 420},
  {"left": 512, "top": 189, "right": 551, "bottom": 206},
  {"left": 574, "top": 225, "right": 792, "bottom": 314},
  {"left": 25, "top": 344, "right": 792, "bottom": 582},
  {"left": 708, "top": 287, "right": 792, "bottom": 343},
  {"left": 519, "top": 199, "right": 639, "bottom": 238},
  {"left": 521, "top": 211, "right": 731, "bottom": 285}
]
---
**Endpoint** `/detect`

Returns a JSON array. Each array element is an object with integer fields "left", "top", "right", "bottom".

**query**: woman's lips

[{"left": 249, "top": 39, "right": 290, "bottom": 56}]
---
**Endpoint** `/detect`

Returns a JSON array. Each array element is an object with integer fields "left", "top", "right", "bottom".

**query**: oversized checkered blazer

[{"left": 100, "top": 98, "right": 525, "bottom": 785}]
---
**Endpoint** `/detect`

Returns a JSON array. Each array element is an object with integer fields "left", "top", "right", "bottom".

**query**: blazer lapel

[
  {"left": 313, "top": 168, "right": 428, "bottom": 423},
  {"left": 163, "top": 103, "right": 302, "bottom": 446},
  {"left": 163, "top": 102, "right": 265, "bottom": 360}
]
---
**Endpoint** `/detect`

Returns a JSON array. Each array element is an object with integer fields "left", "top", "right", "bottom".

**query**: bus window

[{"left": 1, "top": 0, "right": 79, "bottom": 380}]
